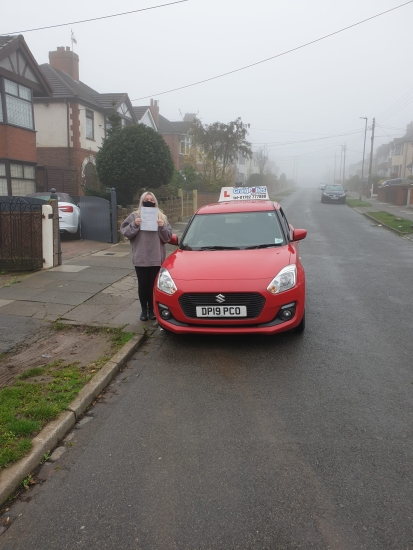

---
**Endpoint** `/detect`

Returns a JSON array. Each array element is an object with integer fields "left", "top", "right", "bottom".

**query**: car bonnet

[{"left": 163, "top": 246, "right": 293, "bottom": 281}]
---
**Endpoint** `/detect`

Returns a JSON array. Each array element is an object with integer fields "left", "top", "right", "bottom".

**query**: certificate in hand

[{"left": 140, "top": 206, "right": 159, "bottom": 231}]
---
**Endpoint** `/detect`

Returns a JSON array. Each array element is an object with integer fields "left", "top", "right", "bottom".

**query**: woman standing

[{"left": 121, "top": 192, "right": 172, "bottom": 321}]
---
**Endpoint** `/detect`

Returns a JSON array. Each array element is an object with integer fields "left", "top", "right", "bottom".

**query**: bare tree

[{"left": 256, "top": 146, "right": 269, "bottom": 175}]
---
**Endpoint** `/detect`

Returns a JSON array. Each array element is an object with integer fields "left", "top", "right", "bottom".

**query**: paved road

[{"left": 2, "top": 188, "right": 413, "bottom": 549}]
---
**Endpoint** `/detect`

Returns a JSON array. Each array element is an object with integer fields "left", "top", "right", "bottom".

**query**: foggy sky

[{"left": 2, "top": 0, "right": 412, "bottom": 185}]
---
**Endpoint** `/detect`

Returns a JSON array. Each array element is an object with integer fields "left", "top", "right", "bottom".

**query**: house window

[
  {"left": 0, "top": 163, "right": 7, "bottom": 195},
  {"left": 3, "top": 78, "right": 33, "bottom": 129},
  {"left": 180, "top": 135, "right": 191, "bottom": 155},
  {"left": 10, "top": 163, "right": 36, "bottom": 195},
  {"left": 86, "top": 109, "right": 94, "bottom": 139}
]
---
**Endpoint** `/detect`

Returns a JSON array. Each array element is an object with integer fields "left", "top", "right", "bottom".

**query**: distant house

[
  {"left": 33, "top": 46, "right": 138, "bottom": 194},
  {"left": 0, "top": 35, "right": 52, "bottom": 196},
  {"left": 388, "top": 123, "right": 413, "bottom": 179},
  {"left": 158, "top": 112, "right": 195, "bottom": 170},
  {"left": 132, "top": 99, "right": 159, "bottom": 131}
]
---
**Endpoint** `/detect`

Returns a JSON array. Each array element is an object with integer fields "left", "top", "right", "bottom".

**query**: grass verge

[
  {"left": 346, "top": 197, "right": 372, "bottom": 208},
  {"left": 364, "top": 211, "right": 413, "bottom": 234},
  {"left": 0, "top": 327, "right": 134, "bottom": 469},
  {"left": 270, "top": 188, "right": 296, "bottom": 201}
]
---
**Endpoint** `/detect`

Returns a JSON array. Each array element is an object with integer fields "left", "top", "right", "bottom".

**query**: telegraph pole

[
  {"left": 359, "top": 117, "right": 368, "bottom": 201},
  {"left": 368, "top": 118, "right": 376, "bottom": 197},
  {"left": 333, "top": 151, "right": 337, "bottom": 184},
  {"left": 342, "top": 144, "right": 347, "bottom": 185},
  {"left": 339, "top": 146, "right": 343, "bottom": 182}
]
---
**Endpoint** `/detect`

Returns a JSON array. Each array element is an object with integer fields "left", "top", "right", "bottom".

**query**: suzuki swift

[{"left": 154, "top": 188, "right": 307, "bottom": 335}]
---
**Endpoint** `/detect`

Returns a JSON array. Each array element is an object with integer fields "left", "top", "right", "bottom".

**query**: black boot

[
  {"left": 148, "top": 308, "right": 156, "bottom": 320},
  {"left": 140, "top": 309, "right": 148, "bottom": 321}
]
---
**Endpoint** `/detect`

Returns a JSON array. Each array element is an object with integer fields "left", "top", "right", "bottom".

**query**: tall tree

[
  {"left": 96, "top": 124, "right": 174, "bottom": 206},
  {"left": 255, "top": 146, "right": 269, "bottom": 175},
  {"left": 190, "top": 117, "right": 252, "bottom": 180}
]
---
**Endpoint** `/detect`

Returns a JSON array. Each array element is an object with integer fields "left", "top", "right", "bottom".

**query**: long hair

[{"left": 135, "top": 191, "right": 167, "bottom": 223}]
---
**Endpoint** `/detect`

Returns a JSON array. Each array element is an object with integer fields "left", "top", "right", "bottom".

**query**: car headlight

[
  {"left": 267, "top": 265, "right": 297, "bottom": 294},
  {"left": 157, "top": 267, "right": 177, "bottom": 295}
]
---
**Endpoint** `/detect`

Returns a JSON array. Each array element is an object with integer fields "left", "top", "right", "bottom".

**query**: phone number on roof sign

[
  {"left": 233, "top": 194, "right": 268, "bottom": 200},
  {"left": 234, "top": 186, "right": 267, "bottom": 194}
]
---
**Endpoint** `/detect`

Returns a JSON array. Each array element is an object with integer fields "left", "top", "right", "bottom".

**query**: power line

[
  {"left": 251, "top": 128, "right": 365, "bottom": 147},
  {"left": 131, "top": 0, "right": 413, "bottom": 101},
  {"left": 376, "top": 86, "right": 413, "bottom": 118},
  {"left": 4, "top": 0, "right": 189, "bottom": 34}
]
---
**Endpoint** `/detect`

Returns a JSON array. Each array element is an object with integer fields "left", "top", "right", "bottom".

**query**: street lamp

[{"left": 359, "top": 117, "right": 368, "bottom": 201}]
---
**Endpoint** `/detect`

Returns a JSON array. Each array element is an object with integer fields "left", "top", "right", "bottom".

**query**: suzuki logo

[{"left": 215, "top": 294, "right": 225, "bottom": 303}]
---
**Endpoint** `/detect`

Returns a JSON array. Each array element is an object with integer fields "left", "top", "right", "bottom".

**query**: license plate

[
  {"left": 331, "top": 196, "right": 338, "bottom": 199},
  {"left": 196, "top": 305, "right": 247, "bottom": 317}
]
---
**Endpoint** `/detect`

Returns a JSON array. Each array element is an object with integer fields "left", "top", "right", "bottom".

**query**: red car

[{"left": 154, "top": 194, "right": 307, "bottom": 335}]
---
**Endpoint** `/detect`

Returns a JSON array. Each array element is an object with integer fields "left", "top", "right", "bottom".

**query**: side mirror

[
  {"left": 293, "top": 229, "right": 307, "bottom": 241},
  {"left": 345, "top": 189, "right": 348, "bottom": 193},
  {"left": 168, "top": 234, "right": 179, "bottom": 246}
]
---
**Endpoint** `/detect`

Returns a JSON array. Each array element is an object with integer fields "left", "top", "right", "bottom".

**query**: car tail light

[{"left": 58, "top": 205, "right": 74, "bottom": 213}]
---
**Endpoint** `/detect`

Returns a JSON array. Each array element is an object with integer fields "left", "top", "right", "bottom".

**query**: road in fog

[{"left": 2, "top": 188, "right": 413, "bottom": 550}]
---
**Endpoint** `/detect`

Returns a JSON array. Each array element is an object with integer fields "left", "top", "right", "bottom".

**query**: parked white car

[{"left": 26, "top": 192, "right": 81, "bottom": 239}]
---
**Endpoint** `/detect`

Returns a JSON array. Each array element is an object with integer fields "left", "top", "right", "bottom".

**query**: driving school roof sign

[{"left": 218, "top": 186, "right": 269, "bottom": 202}]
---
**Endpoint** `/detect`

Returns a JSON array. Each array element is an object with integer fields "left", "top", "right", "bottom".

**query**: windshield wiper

[
  {"left": 199, "top": 246, "right": 240, "bottom": 250},
  {"left": 244, "top": 243, "right": 283, "bottom": 249}
]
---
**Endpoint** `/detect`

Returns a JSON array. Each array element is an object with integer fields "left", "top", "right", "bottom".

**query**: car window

[
  {"left": 325, "top": 185, "right": 344, "bottom": 192},
  {"left": 181, "top": 211, "right": 285, "bottom": 250}
]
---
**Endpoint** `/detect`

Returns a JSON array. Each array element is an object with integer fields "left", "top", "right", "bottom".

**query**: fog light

[
  {"left": 278, "top": 302, "right": 296, "bottom": 321},
  {"left": 159, "top": 304, "right": 171, "bottom": 320},
  {"left": 280, "top": 309, "right": 293, "bottom": 320}
]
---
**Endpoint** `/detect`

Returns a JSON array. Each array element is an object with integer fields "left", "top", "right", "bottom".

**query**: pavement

[
  {"left": 0, "top": 219, "right": 189, "bottom": 353},
  {"left": 0, "top": 219, "right": 189, "bottom": 505}
]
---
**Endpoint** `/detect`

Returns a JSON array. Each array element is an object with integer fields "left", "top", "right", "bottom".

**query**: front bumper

[
  {"left": 322, "top": 195, "right": 346, "bottom": 204},
  {"left": 154, "top": 284, "right": 305, "bottom": 335}
]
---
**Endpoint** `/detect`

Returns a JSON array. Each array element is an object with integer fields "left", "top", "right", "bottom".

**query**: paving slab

[
  {"left": 30, "top": 289, "right": 95, "bottom": 306},
  {"left": 0, "top": 300, "right": 73, "bottom": 320},
  {"left": 70, "top": 257, "right": 133, "bottom": 268},
  {"left": 0, "top": 287, "right": 46, "bottom": 301},
  {"left": 38, "top": 280, "right": 110, "bottom": 294},
  {"left": 50, "top": 265, "right": 89, "bottom": 273},
  {"left": 71, "top": 269, "right": 132, "bottom": 284},
  {"left": 61, "top": 304, "right": 107, "bottom": 323}
]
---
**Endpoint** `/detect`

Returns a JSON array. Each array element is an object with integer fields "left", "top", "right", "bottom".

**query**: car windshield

[
  {"left": 180, "top": 211, "right": 285, "bottom": 250},
  {"left": 324, "top": 185, "right": 344, "bottom": 192}
]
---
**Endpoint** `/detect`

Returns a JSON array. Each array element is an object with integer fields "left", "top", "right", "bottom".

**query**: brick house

[
  {"left": 158, "top": 111, "right": 194, "bottom": 170},
  {"left": 0, "top": 35, "right": 52, "bottom": 196},
  {"left": 33, "top": 47, "right": 138, "bottom": 194}
]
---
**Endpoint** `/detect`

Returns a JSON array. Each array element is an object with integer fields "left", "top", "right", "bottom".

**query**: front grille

[{"left": 179, "top": 293, "right": 266, "bottom": 319}]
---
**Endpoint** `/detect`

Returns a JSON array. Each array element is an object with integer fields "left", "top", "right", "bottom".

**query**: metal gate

[
  {"left": 0, "top": 197, "right": 43, "bottom": 271},
  {"left": 78, "top": 189, "right": 117, "bottom": 243}
]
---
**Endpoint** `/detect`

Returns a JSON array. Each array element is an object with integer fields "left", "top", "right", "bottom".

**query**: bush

[{"left": 96, "top": 124, "right": 174, "bottom": 206}]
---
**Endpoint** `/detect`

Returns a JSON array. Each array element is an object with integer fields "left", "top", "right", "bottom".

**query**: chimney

[
  {"left": 149, "top": 98, "right": 159, "bottom": 128},
  {"left": 49, "top": 46, "right": 79, "bottom": 81}
]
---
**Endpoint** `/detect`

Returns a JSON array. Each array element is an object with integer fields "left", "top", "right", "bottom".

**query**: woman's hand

[
  {"left": 157, "top": 219, "right": 165, "bottom": 227},
  {"left": 135, "top": 217, "right": 142, "bottom": 226}
]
